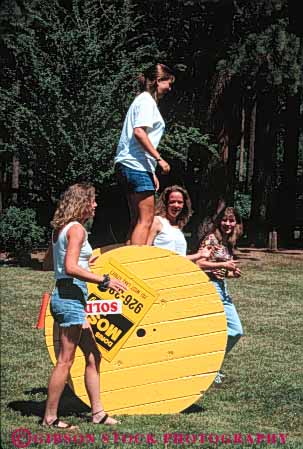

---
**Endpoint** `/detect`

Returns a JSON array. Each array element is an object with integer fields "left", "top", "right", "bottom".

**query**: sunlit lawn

[{"left": 1, "top": 249, "right": 302, "bottom": 449}]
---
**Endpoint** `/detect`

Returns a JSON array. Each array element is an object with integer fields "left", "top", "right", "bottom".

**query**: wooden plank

[
  {"left": 71, "top": 352, "right": 224, "bottom": 394},
  {"left": 124, "top": 313, "right": 226, "bottom": 348},
  {"left": 123, "top": 256, "right": 201, "bottom": 279},
  {"left": 76, "top": 393, "right": 201, "bottom": 415},
  {"left": 74, "top": 372, "right": 215, "bottom": 411},
  {"left": 140, "top": 295, "right": 223, "bottom": 325},
  {"left": 103, "top": 331, "right": 227, "bottom": 371},
  {"left": 92, "top": 245, "right": 171, "bottom": 265},
  {"left": 53, "top": 331, "right": 227, "bottom": 374},
  {"left": 155, "top": 284, "right": 217, "bottom": 302},
  {"left": 44, "top": 291, "right": 221, "bottom": 335},
  {"left": 147, "top": 271, "right": 210, "bottom": 289}
]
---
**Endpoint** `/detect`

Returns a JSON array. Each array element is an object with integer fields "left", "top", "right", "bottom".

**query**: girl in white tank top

[
  {"left": 147, "top": 185, "right": 212, "bottom": 262},
  {"left": 43, "top": 184, "right": 126, "bottom": 429},
  {"left": 152, "top": 215, "right": 187, "bottom": 255},
  {"left": 52, "top": 221, "right": 92, "bottom": 279}
]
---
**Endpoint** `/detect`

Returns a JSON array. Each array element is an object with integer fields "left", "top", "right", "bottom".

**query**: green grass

[{"left": 1, "top": 249, "right": 302, "bottom": 449}]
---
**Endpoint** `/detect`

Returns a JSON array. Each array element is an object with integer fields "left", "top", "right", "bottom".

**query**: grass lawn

[{"left": 1, "top": 249, "right": 302, "bottom": 449}]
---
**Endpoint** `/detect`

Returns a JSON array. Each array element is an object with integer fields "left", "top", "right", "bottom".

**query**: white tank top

[
  {"left": 152, "top": 216, "right": 187, "bottom": 256},
  {"left": 52, "top": 221, "right": 92, "bottom": 279}
]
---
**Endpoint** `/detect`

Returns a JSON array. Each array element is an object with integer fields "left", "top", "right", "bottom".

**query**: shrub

[
  {"left": 0, "top": 207, "right": 46, "bottom": 259},
  {"left": 234, "top": 191, "right": 251, "bottom": 220}
]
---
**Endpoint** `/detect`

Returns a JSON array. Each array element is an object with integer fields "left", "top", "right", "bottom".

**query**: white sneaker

[{"left": 214, "top": 371, "right": 225, "bottom": 384}]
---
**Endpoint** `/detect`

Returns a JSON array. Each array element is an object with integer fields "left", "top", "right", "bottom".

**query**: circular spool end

[{"left": 44, "top": 246, "right": 227, "bottom": 414}]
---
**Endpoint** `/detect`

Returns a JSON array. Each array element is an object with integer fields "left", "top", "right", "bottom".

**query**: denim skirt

[
  {"left": 115, "top": 162, "right": 155, "bottom": 193},
  {"left": 50, "top": 278, "right": 87, "bottom": 327}
]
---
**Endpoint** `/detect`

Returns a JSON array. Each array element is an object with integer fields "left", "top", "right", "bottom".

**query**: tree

[
  {"left": 279, "top": 91, "right": 302, "bottom": 245},
  {"left": 206, "top": 1, "right": 302, "bottom": 244},
  {"left": 1, "top": 0, "right": 302, "bottom": 247},
  {"left": 1, "top": 0, "right": 157, "bottom": 218}
]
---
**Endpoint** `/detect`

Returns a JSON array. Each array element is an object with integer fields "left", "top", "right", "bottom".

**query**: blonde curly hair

[
  {"left": 51, "top": 183, "right": 95, "bottom": 230},
  {"left": 156, "top": 185, "right": 193, "bottom": 229}
]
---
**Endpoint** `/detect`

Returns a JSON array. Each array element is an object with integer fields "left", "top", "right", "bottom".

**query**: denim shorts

[
  {"left": 50, "top": 278, "right": 87, "bottom": 327},
  {"left": 115, "top": 163, "right": 155, "bottom": 193}
]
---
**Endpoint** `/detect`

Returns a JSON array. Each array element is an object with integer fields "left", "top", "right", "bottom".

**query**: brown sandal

[
  {"left": 43, "top": 418, "right": 78, "bottom": 430},
  {"left": 92, "top": 410, "right": 118, "bottom": 425}
]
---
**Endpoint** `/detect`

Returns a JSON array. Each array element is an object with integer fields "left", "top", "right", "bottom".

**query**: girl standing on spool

[
  {"left": 197, "top": 207, "right": 243, "bottom": 383},
  {"left": 42, "top": 183, "right": 126, "bottom": 429},
  {"left": 115, "top": 63, "right": 174, "bottom": 245}
]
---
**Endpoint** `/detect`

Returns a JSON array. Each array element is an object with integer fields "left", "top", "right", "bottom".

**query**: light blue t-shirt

[
  {"left": 114, "top": 92, "right": 165, "bottom": 173},
  {"left": 52, "top": 221, "right": 92, "bottom": 280}
]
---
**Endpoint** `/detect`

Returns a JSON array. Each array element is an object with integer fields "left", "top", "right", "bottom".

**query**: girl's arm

[
  {"left": 133, "top": 127, "right": 170, "bottom": 173},
  {"left": 187, "top": 246, "right": 214, "bottom": 262},
  {"left": 146, "top": 216, "right": 162, "bottom": 246},
  {"left": 196, "top": 258, "right": 238, "bottom": 271},
  {"left": 153, "top": 173, "right": 160, "bottom": 192},
  {"left": 65, "top": 224, "right": 126, "bottom": 291}
]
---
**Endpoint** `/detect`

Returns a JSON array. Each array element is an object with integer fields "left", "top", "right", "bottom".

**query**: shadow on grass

[
  {"left": 181, "top": 404, "right": 206, "bottom": 414},
  {"left": 9, "top": 386, "right": 206, "bottom": 418},
  {"left": 8, "top": 386, "right": 90, "bottom": 419},
  {"left": 235, "top": 255, "right": 261, "bottom": 261},
  {"left": 238, "top": 248, "right": 303, "bottom": 256},
  {"left": 0, "top": 259, "right": 44, "bottom": 270}
]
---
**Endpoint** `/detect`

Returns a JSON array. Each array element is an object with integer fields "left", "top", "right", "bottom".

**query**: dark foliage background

[{"left": 1, "top": 0, "right": 302, "bottom": 251}]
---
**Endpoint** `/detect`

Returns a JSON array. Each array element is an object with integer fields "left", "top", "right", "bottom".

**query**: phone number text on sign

[
  {"left": 87, "top": 257, "right": 158, "bottom": 361},
  {"left": 107, "top": 288, "right": 143, "bottom": 314}
]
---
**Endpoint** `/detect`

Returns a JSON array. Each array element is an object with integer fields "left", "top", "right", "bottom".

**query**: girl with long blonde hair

[{"left": 43, "top": 183, "right": 126, "bottom": 429}]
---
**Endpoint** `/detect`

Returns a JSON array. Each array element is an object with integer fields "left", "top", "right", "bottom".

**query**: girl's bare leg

[
  {"left": 79, "top": 322, "right": 118, "bottom": 425},
  {"left": 43, "top": 325, "right": 81, "bottom": 427},
  {"left": 128, "top": 192, "right": 155, "bottom": 245},
  {"left": 126, "top": 194, "right": 139, "bottom": 244}
]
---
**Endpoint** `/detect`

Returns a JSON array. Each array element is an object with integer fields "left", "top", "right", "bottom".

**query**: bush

[
  {"left": 234, "top": 191, "right": 251, "bottom": 220},
  {"left": 0, "top": 207, "right": 46, "bottom": 260}
]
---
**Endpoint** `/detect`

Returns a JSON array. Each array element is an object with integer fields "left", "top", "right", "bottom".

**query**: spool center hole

[{"left": 136, "top": 328, "right": 146, "bottom": 337}]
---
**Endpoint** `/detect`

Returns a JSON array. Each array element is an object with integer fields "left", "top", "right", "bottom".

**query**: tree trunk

[
  {"left": 246, "top": 98, "right": 256, "bottom": 193},
  {"left": 12, "top": 155, "right": 20, "bottom": 205},
  {"left": 249, "top": 92, "right": 278, "bottom": 246},
  {"left": 239, "top": 99, "right": 245, "bottom": 188},
  {"left": 0, "top": 164, "right": 3, "bottom": 214},
  {"left": 279, "top": 93, "right": 301, "bottom": 246},
  {"left": 0, "top": 159, "right": 8, "bottom": 213},
  {"left": 226, "top": 140, "right": 238, "bottom": 204}
]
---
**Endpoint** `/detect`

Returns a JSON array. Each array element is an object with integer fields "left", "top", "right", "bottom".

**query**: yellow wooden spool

[{"left": 45, "top": 246, "right": 227, "bottom": 415}]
